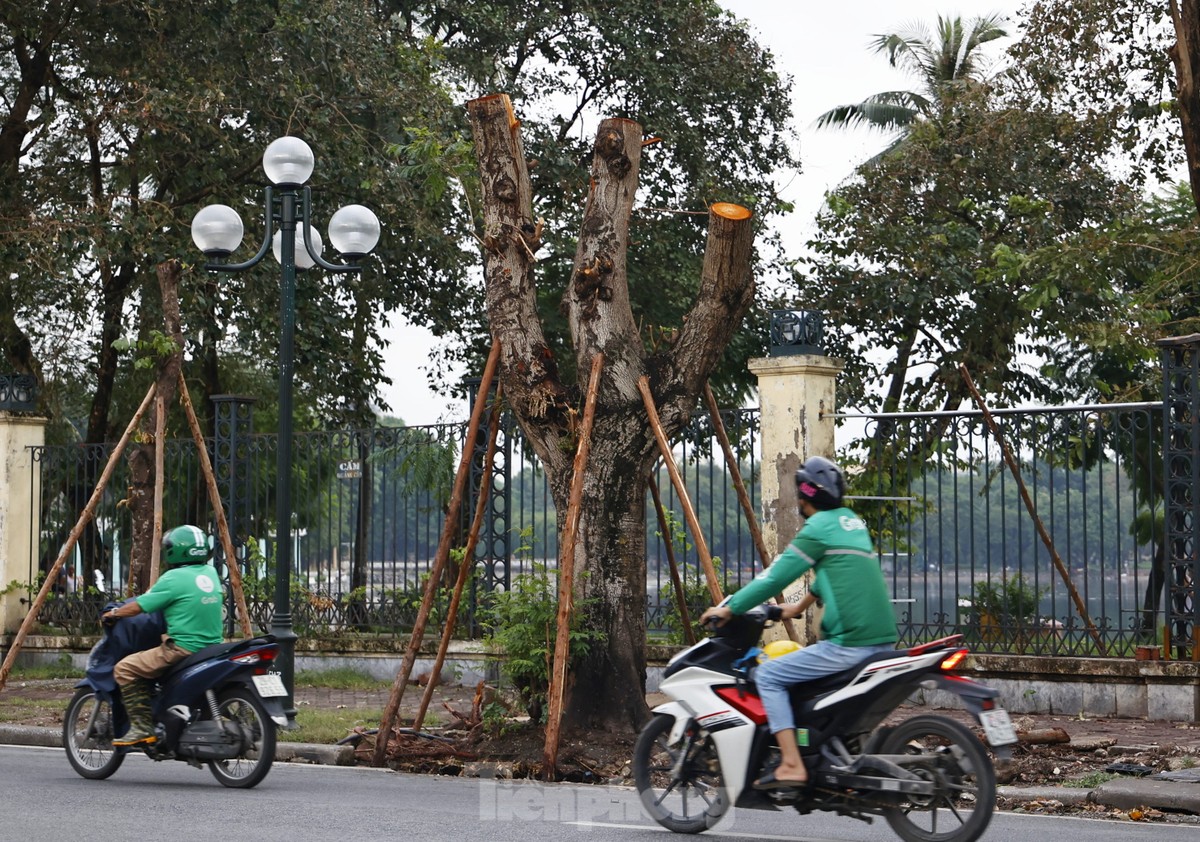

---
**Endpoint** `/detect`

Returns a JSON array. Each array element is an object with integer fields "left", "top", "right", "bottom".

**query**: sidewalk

[{"left": 3, "top": 683, "right": 1198, "bottom": 817}]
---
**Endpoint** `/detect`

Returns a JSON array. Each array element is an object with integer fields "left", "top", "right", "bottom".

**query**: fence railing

[
  {"left": 26, "top": 400, "right": 1173, "bottom": 657},
  {"left": 840, "top": 401, "right": 1163, "bottom": 657},
  {"left": 27, "top": 409, "right": 762, "bottom": 641}
]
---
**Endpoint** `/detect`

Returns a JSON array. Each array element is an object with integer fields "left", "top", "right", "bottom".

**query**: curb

[
  {"left": 997, "top": 785, "right": 1093, "bottom": 806},
  {"left": 1091, "top": 778, "right": 1200, "bottom": 814},
  {"left": 0, "top": 724, "right": 354, "bottom": 766}
]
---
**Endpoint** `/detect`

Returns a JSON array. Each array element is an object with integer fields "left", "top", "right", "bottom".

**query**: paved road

[{"left": 6, "top": 745, "right": 1195, "bottom": 842}]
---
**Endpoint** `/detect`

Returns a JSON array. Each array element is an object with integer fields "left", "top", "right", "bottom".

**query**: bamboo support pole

[
  {"left": 0, "top": 383, "right": 157, "bottom": 692},
  {"left": 648, "top": 477, "right": 697, "bottom": 646},
  {"left": 638, "top": 376, "right": 723, "bottom": 604},
  {"left": 543, "top": 353, "right": 604, "bottom": 779},
  {"left": 178, "top": 370, "right": 253, "bottom": 638},
  {"left": 412, "top": 388, "right": 504, "bottom": 731},
  {"left": 372, "top": 342, "right": 501, "bottom": 767},
  {"left": 959, "top": 364, "right": 1107, "bottom": 656},
  {"left": 702, "top": 384, "right": 799, "bottom": 643},
  {"left": 148, "top": 394, "right": 166, "bottom": 584}
]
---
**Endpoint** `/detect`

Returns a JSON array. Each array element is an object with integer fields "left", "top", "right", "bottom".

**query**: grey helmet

[{"left": 794, "top": 456, "right": 845, "bottom": 510}]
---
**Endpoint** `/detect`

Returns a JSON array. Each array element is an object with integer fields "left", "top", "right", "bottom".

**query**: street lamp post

[{"left": 191, "top": 137, "right": 380, "bottom": 723}]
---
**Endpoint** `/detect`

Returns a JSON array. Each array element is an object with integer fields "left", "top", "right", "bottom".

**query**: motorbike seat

[
  {"left": 783, "top": 649, "right": 901, "bottom": 702},
  {"left": 162, "top": 636, "right": 277, "bottom": 679}
]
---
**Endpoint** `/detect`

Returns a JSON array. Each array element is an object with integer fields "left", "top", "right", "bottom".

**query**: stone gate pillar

[
  {"left": 0, "top": 375, "right": 46, "bottom": 634},
  {"left": 748, "top": 310, "right": 841, "bottom": 643}
]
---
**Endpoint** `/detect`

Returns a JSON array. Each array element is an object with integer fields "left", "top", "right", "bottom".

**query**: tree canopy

[{"left": 1, "top": 0, "right": 798, "bottom": 444}]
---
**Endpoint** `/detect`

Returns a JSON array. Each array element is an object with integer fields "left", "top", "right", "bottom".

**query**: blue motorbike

[{"left": 63, "top": 608, "right": 286, "bottom": 788}]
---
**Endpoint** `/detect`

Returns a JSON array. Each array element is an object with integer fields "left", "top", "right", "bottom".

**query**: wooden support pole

[
  {"left": 373, "top": 341, "right": 501, "bottom": 767},
  {"left": 0, "top": 382, "right": 157, "bottom": 692},
  {"left": 148, "top": 394, "right": 166, "bottom": 584},
  {"left": 544, "top": 353, "right": 604, "bottom": 779},
  {"left": 648, "top": 477, "right": 697, "bottom": 646},
  {"left": 638, "top": 376, "right": 723, "bottom": 604},
  {"left": 178, "top": 370, "right": 252, "bottom": 638},
  {"left": 412, "top": 388, "right": 504, "bottom": 732},
  {"left": 959, "top": 364, "right": 1107, "bottom": 656},
  {"left": 703, "top": 384, "right": 799, "bottom": 643}
]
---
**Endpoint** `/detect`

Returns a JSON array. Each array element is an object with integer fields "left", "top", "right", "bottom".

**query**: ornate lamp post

[{"left": 191, "top": 137, "right": 380, "bottom": 722}]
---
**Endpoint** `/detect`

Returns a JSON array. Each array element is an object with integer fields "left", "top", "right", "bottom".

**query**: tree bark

[
  {"left": 1171, "top": 0, "right": 1200, "bottom": 214},
  {"left": 467, "top": 94, "right": 755, "bottom": 734},
  {"left": 126, "top": 261, "right": 185, "bottom": 593}
]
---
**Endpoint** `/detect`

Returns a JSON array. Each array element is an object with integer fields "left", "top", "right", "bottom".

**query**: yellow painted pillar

[
  {"left": 0, "top": 413, "right": 46, "bottom": 634},
  {"left": 748, "top": 353, "right": 842, "bottom": 643}
]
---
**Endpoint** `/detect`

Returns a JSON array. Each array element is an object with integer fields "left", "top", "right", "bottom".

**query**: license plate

[
  {"left": 979, "top": 708, "right": 1018, "bottom": 746},
  {"left": 252, "top": 673, "right": 288, "bottom": 698}
]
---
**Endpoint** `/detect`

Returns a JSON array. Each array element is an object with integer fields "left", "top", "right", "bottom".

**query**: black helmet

[
  {"left": 162, "top": 525, "right": 210, "bottom": 566},
  {"left": 794, "top": 456, "right": 845, "bottom": 510}
]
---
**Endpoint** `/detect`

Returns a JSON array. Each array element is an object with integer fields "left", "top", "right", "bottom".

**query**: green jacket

[
  {"left": 135, "top": 563, "right": 224, "bottom": 653},
  {"left": 727, "top": 507, "right": 897, "bottom": 647}
]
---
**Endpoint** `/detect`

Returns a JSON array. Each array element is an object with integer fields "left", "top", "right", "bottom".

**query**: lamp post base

[{"left": 270, "top": 619, "right": 300, "bottom": 728}]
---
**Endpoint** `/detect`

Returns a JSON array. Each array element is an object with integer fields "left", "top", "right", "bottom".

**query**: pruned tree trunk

[
  {"left": 467, "top": 94, "right": 755, "bottom": 733},
  {"left": 1171, "top": 0, "right": 1200, "bottom": 213},
  {"left": 127, "top": 260, "right": 185, "bottom": 593}
]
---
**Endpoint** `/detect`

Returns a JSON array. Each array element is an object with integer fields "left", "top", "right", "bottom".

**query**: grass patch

[
  {"left": 1064, "top": 771, "right": 1120, "bottom": 789},
  {"left": 7, "top": 656, "right": 82, "bottom": 680},
  {"left": 281, "top": 706, "right": 383, "bottom": 744},
  {"left": 293, "top": 666, "right": 390, "bottom": 691},
  {"left": 0, "top": 697, "right": 65, "bottom": 725}
]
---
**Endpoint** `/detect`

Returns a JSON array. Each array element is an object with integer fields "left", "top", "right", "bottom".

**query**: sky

[{"left": 376, "top": 1, "right": 1024, "bottom": 424}]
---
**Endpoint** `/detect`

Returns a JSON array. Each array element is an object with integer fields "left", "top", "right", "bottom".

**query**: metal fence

[
  {"left": 842, "top": 401, "right": 1163, "bottom": 657},
  {"left": 26, "top": 399, "right": 1179, "bottom": 656},
  {"left": 27, "top": 408, "right": 763, "bottom": 640}
]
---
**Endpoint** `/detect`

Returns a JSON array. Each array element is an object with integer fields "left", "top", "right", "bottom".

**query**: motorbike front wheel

[
  {"left": 878, "top": 714, "right": 996, "bottom": 842},
  {"left": 206, "top": 687, "right": 276, "bottom": 789},
  {"left": 63, "top": 687, "right": 126, "bottom": 780},
  {"left": 633, "top": 713, "right": 730, "bottom": 834}
]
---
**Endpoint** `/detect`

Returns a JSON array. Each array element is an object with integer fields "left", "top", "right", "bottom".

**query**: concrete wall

[
  {"left": 917, "top": 654, "right": 1200, "bottom": 723},
  {"left": 11, "top": 635, "right": 1198, "bottom": 722},
  {"left": 0, "top": 413, "right": 45, "bottom": 634}
]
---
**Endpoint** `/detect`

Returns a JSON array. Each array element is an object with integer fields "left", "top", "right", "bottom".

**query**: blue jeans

[{"left": 754, "top": 640, "right": 896, "bottom": 734}]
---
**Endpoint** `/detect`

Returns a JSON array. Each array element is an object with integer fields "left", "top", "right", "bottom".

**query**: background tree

[
  {"left": 0, "top": 0, "right": 472, "bottom": 447},
  {"left": 806, "top": 81, "right": 1131, "bottom": 416},
  {"left": 815, "top": 14, "right": 1007, "bottom": 155}
]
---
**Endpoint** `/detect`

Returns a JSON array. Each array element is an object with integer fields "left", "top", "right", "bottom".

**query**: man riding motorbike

[
  {"left": 101, "top": 525, "right": 224, "bottom": 747},
  {"left": 699, "top": 455, "right": 897, "bottom": 789}
]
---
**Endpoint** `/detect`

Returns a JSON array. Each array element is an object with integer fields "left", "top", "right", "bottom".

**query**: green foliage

[
  {"left": 111, "top": 331, "right": 180, "bottom": 372},
  {"left": 482, "top": 562, "right": 603, "bottom": 723},
  {"left": 653, "top": 509, "right": 718, "bottom": 645},
  {"left": 3, "top": 0, "right": 799, "bottom": 437},
  {"left": 807, "top": 75, "right": 1133, "bottom": 415},
  {"left": 970, "top": 575, "right": 1044, "bottom": 622},
  {"left": 1064, "top": 771, "right": 1120, "bottom": 789},
  {"left": 6, "top": 654, "right": 80, "bottom": 680}
]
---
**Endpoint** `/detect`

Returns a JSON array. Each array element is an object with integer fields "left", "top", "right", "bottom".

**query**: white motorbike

[{"left": 633, "top": 604, "right": 1017, "bottom": 842}]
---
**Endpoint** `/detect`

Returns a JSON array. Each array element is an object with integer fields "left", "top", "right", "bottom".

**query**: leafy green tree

[
  {"left": 0, "top": 0, "right": 471, "bottom": 444},
  {"left": 1010, "top": 1, "right": 1179, "bottom": 202},
  {"left": 806, "top": 82, "right": 1132, "bottom": 416},
  {"left": 815, "top": 14, "right": 1007, "bottom": 156}
]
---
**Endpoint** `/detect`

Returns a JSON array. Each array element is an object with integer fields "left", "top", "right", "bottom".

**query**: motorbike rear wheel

[
  {"left": 633, "top": 713, "right": 730, "bottom": 834},
  {"left": 206, "top": 687, "right": 276, "bottom": 789},
  {"left": 878, "top": 714, "right": 996, "bottom": 842},
  {"left": 63, "top": 687, "right": 126, "bottom": 780}
]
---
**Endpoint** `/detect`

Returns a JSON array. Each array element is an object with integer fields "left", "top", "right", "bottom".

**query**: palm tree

[{"left": 816, "top": 14, "right": 1007, "bottom": 143}]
